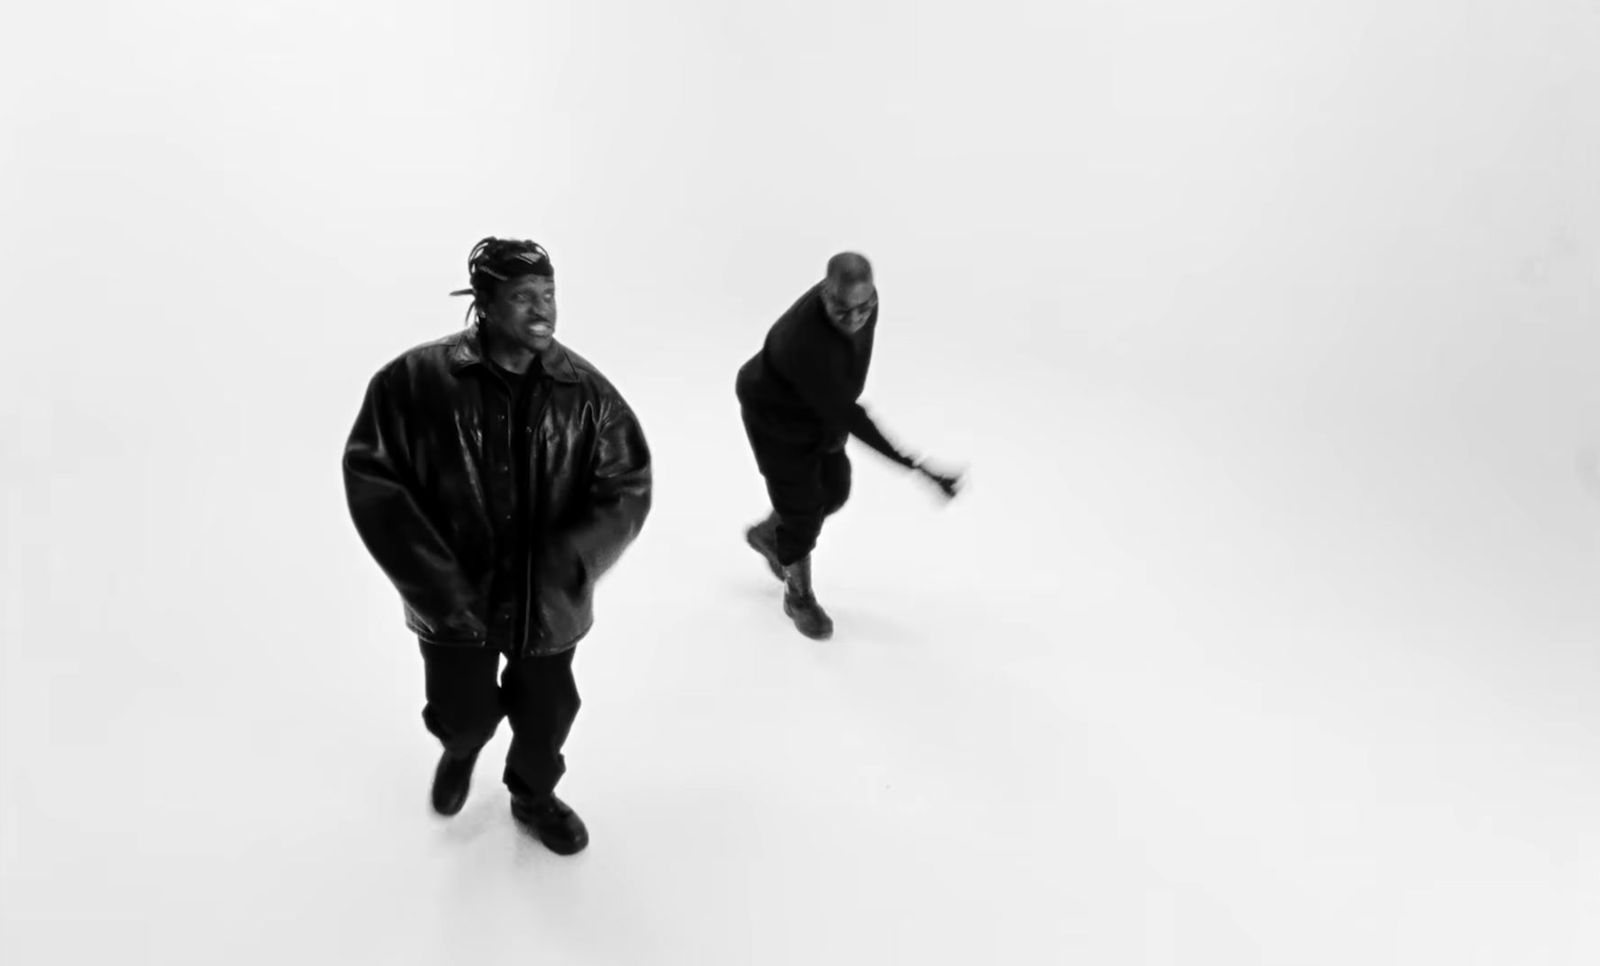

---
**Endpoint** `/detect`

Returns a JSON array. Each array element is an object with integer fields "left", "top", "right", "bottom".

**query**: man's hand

[
  {"left": 913, "top": 460, "right": 965, "bottom": 501},
  {"left": 534, "top": 533, "right": 588, "bottom": 596}
]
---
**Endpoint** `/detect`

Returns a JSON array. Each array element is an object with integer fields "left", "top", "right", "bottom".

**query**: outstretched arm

[
  {"left": 778, "top": 355, "right": 964, "bottom": 496},
  {"left": 766, "top": 322, "right": 961, "bottom": 496},
  {"left": 851, "top": 405, "right": 963, "bottom": 498},
  {"left": 767, "top": 335, "right": 919, "bottom": 469},
  {"left": 844, "top": 404, "right": 919, "bottom": 469},
  {"left": 342, "top": 370, "right": 483, "bottom": 637}
]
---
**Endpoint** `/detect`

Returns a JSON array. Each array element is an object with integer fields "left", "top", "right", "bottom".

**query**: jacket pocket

[{"left": 404, "top": 603, "right": 487, "bottom": 643}]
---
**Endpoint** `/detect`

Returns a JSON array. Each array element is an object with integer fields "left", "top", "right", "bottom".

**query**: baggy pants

[
  {"left": 419, "top": 642, "right": 580, "bottom": 802},
  {"left": 740, "top": 407, "right": 853, "bottom": 566}
]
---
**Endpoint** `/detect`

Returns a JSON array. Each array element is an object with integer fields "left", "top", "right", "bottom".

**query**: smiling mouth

[{"left": 530, "top": 321, "right": 554, "bottom": 337}]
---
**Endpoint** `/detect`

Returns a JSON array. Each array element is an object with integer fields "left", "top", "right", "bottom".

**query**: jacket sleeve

[
  {"left": 342, "top": 368, "right": 483, "bottom": 636},
  {"left": 845, "top": 406, "right": 919, "bottom": 468},
  {"left": 560, "top": 397, "right": 653, "bottom": 583}
]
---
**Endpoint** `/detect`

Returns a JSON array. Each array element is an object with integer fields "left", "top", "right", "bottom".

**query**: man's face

[
  {"left": 481, "top": 275, "right": 557, "bottom": 354},
  {"left": 820, "top": 280, "right": 877, "bottom": 335}
]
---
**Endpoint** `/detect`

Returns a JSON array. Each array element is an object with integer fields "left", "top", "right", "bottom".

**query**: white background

[{"left": 4, "top": 1, "right": 1599, "bottom": 963}]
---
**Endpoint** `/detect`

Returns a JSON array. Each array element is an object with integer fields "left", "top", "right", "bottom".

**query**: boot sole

[
  {"left": 783, "top": 599, "right": 834, "bottom": 640},
  {"left": 511, "top": 808, "right": 590, "bottom": 855}
]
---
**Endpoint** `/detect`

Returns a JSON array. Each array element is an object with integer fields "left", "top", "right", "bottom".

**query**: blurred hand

[
  {"left": 534, "top": 534, "right": 588, "bottom": 595},
  {"left": 914, "top": 460, "right": 964, "bottom": 501}
]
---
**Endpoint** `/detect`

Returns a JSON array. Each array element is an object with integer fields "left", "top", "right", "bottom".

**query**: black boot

[
  {"left": 511, "top": 794, "right": 590, "bottom": 855},
  {"left": 744, "top": 511, "right": 785, "bottom": 581},
  {"left": 431, "top": 747, "right": 481, "bottom": 817},
  {"left": 783, "top": 554, "right": 834, "bottom": 640}
]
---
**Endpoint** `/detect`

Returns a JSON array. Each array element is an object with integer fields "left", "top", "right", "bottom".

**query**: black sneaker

[
  {"left": 431, "top": 748, "right": 480, "bottom": 816},
  {"left": 510, "top": 794, "right": 590, "bottom": 855}
]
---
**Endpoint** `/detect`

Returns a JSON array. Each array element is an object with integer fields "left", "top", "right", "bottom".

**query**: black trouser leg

[
  {"left": 420, "top": 642, "right": 504, "bottom": 758},
  {"left": 740, "top": 404, "right": 855, "bottom": 566},
  {"left": 817, "top": 448, "right": 853, "bottom": 516},
  {"left": 764, "top": 448, "right": 853, "bottom": 566},
  {"left": 499, "top": 647, "right": 581, "bottom": 801}
]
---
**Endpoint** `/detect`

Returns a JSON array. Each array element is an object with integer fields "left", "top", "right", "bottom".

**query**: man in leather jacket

[
  {"left": 735, "top": 252, "right": 963, "bottom": 640},
  {"left": 342, "top": 237, "right": 651, "bottom": 855}
]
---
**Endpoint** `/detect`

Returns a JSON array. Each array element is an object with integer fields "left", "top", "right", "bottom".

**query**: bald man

[{"left": 735, "top": 253, "right": 963, "bottom": 640}]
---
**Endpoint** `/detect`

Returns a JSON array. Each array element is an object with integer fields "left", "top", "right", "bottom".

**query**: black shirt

[
  {"left": 479, "top": 355, "right": 552, "bottom": 639},
  {"left": 735, "top": 283, "right": 914, "bottom": 466}
]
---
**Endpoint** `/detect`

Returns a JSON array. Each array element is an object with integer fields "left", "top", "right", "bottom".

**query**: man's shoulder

[
  {"left": 777, "top": 283, "right": 824, "bottom": 326},
  {"left": 765, "top": 284, "right": 821, "bottom": 346},
  {"left": 550, "top": 342, "right": 628, "bottom": 401},
  {"left": 395, "top": 328, "right": 470, "bottom": 365},
  {"left": 372, "top": 329, "right": 471, "bottom": 379}
]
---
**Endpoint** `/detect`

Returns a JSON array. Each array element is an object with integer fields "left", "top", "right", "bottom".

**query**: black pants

[
  {"left": 419, "top": 642, "right": 580, "bottom": 801},
  {"left": 741, "top": 410, "right": 853, "bottom": 566}
]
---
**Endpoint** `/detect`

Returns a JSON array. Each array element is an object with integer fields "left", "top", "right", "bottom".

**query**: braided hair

[{"left": 449, "top": 237, "right": 555, "bottom": 326}]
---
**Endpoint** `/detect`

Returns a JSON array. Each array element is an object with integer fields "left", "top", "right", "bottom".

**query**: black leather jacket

[{"left": 342, "top": 328, "right": 651, "bottom": 656}]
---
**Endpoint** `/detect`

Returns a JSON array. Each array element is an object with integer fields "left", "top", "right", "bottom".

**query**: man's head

[
  {"left": 458, "top": 237, "right": 558, "bottom": 356},
  {"left": 819, "top": 252, "right": 876, "bottom": 335}
]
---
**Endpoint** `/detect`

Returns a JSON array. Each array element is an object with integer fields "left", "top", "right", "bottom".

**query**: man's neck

[{"left": 481, "top": 330, "right": 541, "bottom": 375}]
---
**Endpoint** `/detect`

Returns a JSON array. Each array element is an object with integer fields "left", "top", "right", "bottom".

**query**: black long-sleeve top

[{"left": 735, "top": 282, "right": 916, "bottom": 467}]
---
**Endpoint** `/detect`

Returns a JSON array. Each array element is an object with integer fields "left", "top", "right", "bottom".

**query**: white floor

[
  {"left": 4, "top": 1, "right": 1599, "bottom": 962},
  {"left": 5, "top": 343, "right": 1599, "bottom": 964}
]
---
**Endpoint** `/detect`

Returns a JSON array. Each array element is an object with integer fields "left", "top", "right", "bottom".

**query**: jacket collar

[{"left": 446, "top": 327, "right": 581, "bottom": 383}]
